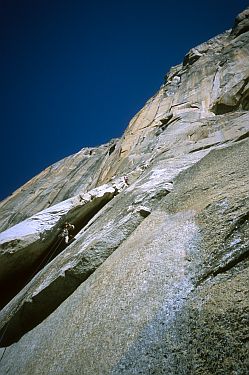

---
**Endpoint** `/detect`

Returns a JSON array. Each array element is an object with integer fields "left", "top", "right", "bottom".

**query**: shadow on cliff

[{"left": 0, "top": 192, "right": 116, "bottom": 347}]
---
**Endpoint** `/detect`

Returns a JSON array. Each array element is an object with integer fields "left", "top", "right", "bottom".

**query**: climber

[
  {"left": 124, "top": 175, "right": 129, "bottom": 186},
  {"left": 60, "top": 222, "right": 75, "bottom": 244}
]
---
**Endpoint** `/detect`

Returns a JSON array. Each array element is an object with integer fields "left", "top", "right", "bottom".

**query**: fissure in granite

[
  {"left": 0, "top": 7, "right": 248, "bottom": 375},
  {"left": 0, "top": 185, "right": 118, "bottom": 311}
]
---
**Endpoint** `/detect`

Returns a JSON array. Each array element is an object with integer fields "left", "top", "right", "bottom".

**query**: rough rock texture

[
  {"left": 0, "top": 8, "right": 249, "bottom": 375},
  {"left": 0, "top": 140, "right": 118, "bottom": 231},
  {"left": 0, "top": 180, "right": 125, "bottom": 309}
]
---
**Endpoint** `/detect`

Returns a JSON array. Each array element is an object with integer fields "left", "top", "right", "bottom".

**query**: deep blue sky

[{"left": 0, "top": 0, "right": 248, "bottom": 201}]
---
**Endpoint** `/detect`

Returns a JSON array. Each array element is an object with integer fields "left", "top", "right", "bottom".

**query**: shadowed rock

[
  {"left": 0, "top": 8, "right": 248, "bottom": 375},
  {"left": 0, "top": 180, "right": 124, "bottom": 309}
]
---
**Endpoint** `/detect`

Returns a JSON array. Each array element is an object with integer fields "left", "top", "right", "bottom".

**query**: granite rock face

[
  {"left": 0, "top": 8, "right": 249, "bottom": 375},
  {"left": 0, "top": 140, "right": 118, "bottom": 231}
]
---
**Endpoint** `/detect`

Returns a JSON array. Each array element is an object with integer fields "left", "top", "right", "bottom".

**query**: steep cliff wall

[{"left": 0, "top": 8, "right": 248, "bottom": 375}]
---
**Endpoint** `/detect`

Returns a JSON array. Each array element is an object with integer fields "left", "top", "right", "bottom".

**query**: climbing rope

[
  {"left": 0, "top": 326, "right": 8, "bottom": 365},
  {"left": 0, "top": 348, "right": 6, "bottom": 364},
  {"left": 29, "top": 236, "right": 64, "bottom": 278}
]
